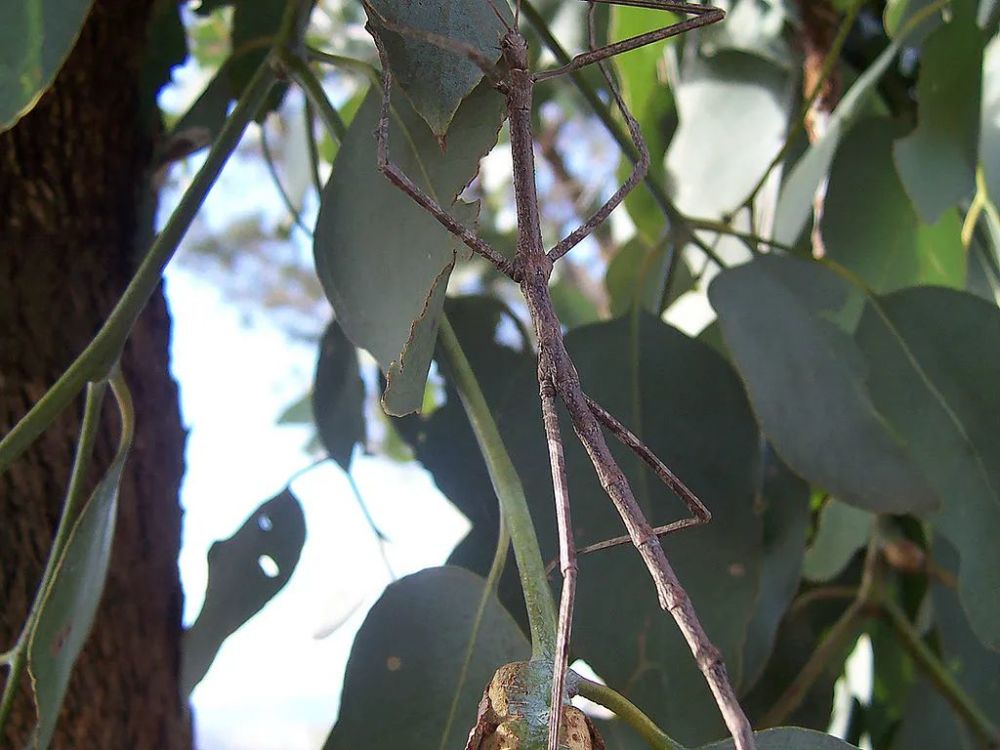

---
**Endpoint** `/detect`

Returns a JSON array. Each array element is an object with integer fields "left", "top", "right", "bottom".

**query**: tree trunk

[{"left": 0, "top": 1, "right": 189, "bottom": 747}]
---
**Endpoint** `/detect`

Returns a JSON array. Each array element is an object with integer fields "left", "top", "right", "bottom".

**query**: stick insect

[{"left": 363, "top": 2, "right": 755, "bottom": 749}]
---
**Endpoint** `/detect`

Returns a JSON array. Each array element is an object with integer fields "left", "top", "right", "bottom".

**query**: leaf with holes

[
  {"left": 322, "top": 566, "right": 530, "bottom": 750},
  {"left": 181, "top": 490, "right": 306, "bottom": 696},
  {"left": 313, "top": 320, "right": 366, "bottom": 472},
  {"left": 0, "top": 0, "right": 96, "bottom": 132},
  {"left": 313, "top": 80, "right": 504, "bottom": 416},
  {"left": 27, "top": 392, "right": 132, "bottom": 749},
  {"left": 893, "top": 0, "right": 983, "bottom": 224},
  {"left": 364, "top": 0, "right": 511, "bottom": 137}
]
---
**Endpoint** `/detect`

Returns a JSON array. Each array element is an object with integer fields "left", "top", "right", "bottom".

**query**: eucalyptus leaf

[
  {"left": 803, "top": 499, "right": 873, "bottom": 583},
  {"left": 364, "top": 0, "right": 511, "bottom": 137},
  {"left": 822, "top": 118, "right": 965, "bottom": 292},
  {"left": 313, "top": 81, "right": 505, "bottom": 416},
  {"left": 0, "top": 0, "right": 95, "bottom": 132},
  {"left": 980, "top": 35, "right": 1000, "bottom": 205},
  {"left": 893, "top": 0, "right": 983, "bottom": 224},
  {"left": 313, "top": 320, "right": 366, "bottom": 472},
  {"left": 700, "top": 727, "right": 859, "bottom": 749},
  {"left": 181, "top": 490, "right": 306, "bottom": 696},
  {"left": 27, "top": 392, "right": 132, "bottom": 749},
  {"left": 322, "top": 566, "right": 530, "bottom": 750},
  {"left": 709, "top": 256, "right": 939, "bottom": 515},
  {"left": 855, "top": 288, "right": 1000, "bottom": 650}
]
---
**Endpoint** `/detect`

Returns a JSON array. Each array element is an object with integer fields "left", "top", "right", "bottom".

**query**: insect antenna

[{"left": 485, "top": 0, "right": 514, "bottom": 33}]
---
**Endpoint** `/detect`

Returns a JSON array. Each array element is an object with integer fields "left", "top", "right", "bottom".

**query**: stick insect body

[{"left": 365, "top": 3, "right": 755, "bottom": 749}]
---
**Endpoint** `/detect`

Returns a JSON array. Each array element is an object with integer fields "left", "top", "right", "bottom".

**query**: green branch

[
  {"left": 576, "top": 678, "right": 687, "bottom": 750},
  {"left": 281, "top": 53, "right": 349, "bottom": 142},
  {"left": 0, "top": 62, "right": 276, "bottom": 477},
  {"left": 439, "top": 315, "right": 558, "bottom": 659}
]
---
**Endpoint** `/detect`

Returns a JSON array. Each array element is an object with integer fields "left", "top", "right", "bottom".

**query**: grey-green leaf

[
  {"left": 313, "top": 320, "right": 366, "bottom": 472},
  {"left": 28, "top": 399, "right": 132, "bottom": 749},
  {"left": 822, "top": 118, "right": 965, "bottom": 292},
  {"left": 181, "top": 490, "right": 306, "bottom": 696},
  {"left": 322, "top": 566, "right": 530, "bottom": 750},
  {"left": 802, "top": 499, "right": 873, "bottom": 583},
  {"left": 313, "top": 80, "right": 504, "bottom": 416},
  {"left": 709, "top": 256, "right": 939, "bottom": 515},
  {"left": 893, "top": 0, "right": 983, "bottom": 224},
  {"left": 365, "top": 0, "right": 511, "bottom": 137},
  {"left": 0, "top": 0, "right": 95, "bottom": 132},
  {"left": 701, "top": 728, "right": 859, "bottom": 749},
  {"left": 855, "top": 288, "right": 1000, "bottom": 650}
]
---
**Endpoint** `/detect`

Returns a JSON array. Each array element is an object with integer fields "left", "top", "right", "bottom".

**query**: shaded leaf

[
  {"left": 893, "top": 0, "right": 983, "bottom": 224},
  {"left": 822, "top": 119, "right": 965, "bottom": 292},
  {"left": 313, "top": 81, "right": 505, "bottom": 416},
  {"left": 313, "top": 320, "right": 366, "bottom": 472},
  {"left": 980, "top": 36, "right": 1000, "bottom": 206},
  {"left": 605, "top": 239, "right": 694, "bottom": 318},
  {"left": 803, "top": 499, "right": 873, "bottom": 583},
  {"left": 365, "top": 0, "right": 511, "bottom": 136},
  {"left": 228, "top": 0, "right": 289, "bottom": 118},
  {"left": 741, "top": 447, "right": 811, "bottom": 690},
  {"left": 0, "top": 0, "right": 95, "bottom": 132},
  {"left": 322, "top": 566, "right": 530, "bottom": 750},
  {"left": 884, "top": 0, "right": 946, "bottom": 45},
  {"left": 28, "top": 392, "right": 132, "bottom": 748},
  {"left": 181, "top": 490, "right": 306, "bottom": 696},
  {"left": 855, "top": 288, "right": 1000, "bottom": 649},
  {"left": 709, "top": 256, "right": 939, "bottom": 514},
  {"left": 701, "top": 727, "right": 858, "bottom": 749}
]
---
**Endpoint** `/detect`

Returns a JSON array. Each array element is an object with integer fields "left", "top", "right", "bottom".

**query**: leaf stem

[
  {"left": 881, "top": 599, "right": 1000, "bottom": 749},
  {"left": 306, "top": 47, "right": 382, "bottom": 85},
  {"left": 0, "top": 62, "right": 276, "bottom": 477},
  {"left": 280, "top": 53, "right": 349, "bottom": 143},
  {"left": 438, "top": 315, "right": 558, "bottom": 659},
  {"left": 575, "top": 678, "right": 687, "bottom": 750}
]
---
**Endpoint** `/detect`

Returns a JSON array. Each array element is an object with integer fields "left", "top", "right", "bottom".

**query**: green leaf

[
  {"left": 980, "top": 36, "right": 1000, "bottom": 205},
  {"left": 322, "top": 566, "right": 530, "bottom": 750},
  {"left": 605, "top": 239, "right": 695, "bottom": 317},
  {"left": 700, "top": 727, "right": 859, "bottom": 749},
  {"left": 313, "top": 80, "right": 504, "bottom": 416},
  {"left": 228, "top": 0, "right": 288, "bottom": 118},
  {"left": 277, "top": 391, "right": 313, "bottom": 425},
  {"left": 893, "top": 0, "right": 983, "bottom": 224},
  {"left": 181, "top": 490, "right": 306, "bottom": 696},
  {"left": 822, "top": 119, "right": 966, "bottom": 292},
  {"left": 27, "top": 393, "right": 132, "bottom": 748},
  {"left": 803, "top": 499, "right": 873, "bottom": 583},
  {"left": 709, "top": 256, "right": 939, "bottom": 514},
  {"left": 701, "top": 0, "right": 793, "bottom": 68},
  {"left": 884, "top": 0, "right": 946, "bottom": 44},
  {"left": 741, "top": 448, "right": 811, "bottom": 690},
  {"left": 313, "top": 320, "right": 366, "bottom": 472},
  {"left": 610, "top": 4, "right": 677, "bottom": 243},
  {"left": 855, "top": 288, "right": 1000, "bottom": 650},
  {"left": 365, "top": 0, "right": 511, "bottom": 137},
  {"left": 0, "top": 0, "right": 95, "bottom": 132}
]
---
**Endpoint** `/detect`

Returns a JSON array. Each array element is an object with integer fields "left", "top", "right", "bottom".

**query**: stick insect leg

[
  {"left": 548, "top": 2, "right": 650, "bottom": 262},
  {"left": 369, "top": 32, "right": 516, "bottom": 278},
  {"left": 576, "top": 394, "right": 710, "bottom": 555},
  {"left": 539, "top": 378, "right": 577, "bottom": 750},
  {"left": 534, "top": 0, "right": 724, "bottom": 83}
]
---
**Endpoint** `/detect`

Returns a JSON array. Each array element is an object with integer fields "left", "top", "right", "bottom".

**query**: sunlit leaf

[
  {"left": 823, "top": 119, "right": 965, "bottom": 291},
  {"left": 322, "top": 566, "right": 530, "bottom": 750},
  {"left": 893, "top": 0, "right": 983, "bottom": 224},
  {"left": 0, "top": 0, "right": 95, "bottom": 132},
  {"left": 364, "top": 0, "right": 511, "bottom": 137},
  {"left": 313, "top": 320, "right": 365, "bottom": 471},
  {"left": 980, "top": 36, "right": 1000, "bottom": 204},
  {"left": 181, "top": 490, "right": 306, "bottom": 696},
  {"left": 313, "top": 81, "right": 504, "bottom": 416}
]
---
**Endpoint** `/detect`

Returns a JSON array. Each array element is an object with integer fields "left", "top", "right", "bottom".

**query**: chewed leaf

[
  {"left": 181, "top": 490, "right": 306, "bottom": 696},
  {"left": 313, "top": 79, "right": 504, "bottom": 416},
  {"left": 365, "top": 0, "right": 511, "bottom": 136}
]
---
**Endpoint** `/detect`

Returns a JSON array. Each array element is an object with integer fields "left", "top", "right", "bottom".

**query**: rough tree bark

[{"left": 0, "top": 1, "right": 190, "bottom": 747}]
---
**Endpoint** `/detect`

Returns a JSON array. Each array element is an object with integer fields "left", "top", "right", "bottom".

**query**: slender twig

[
  {"left": 789, "top": 585, "right": 858, "bottom": 616},
  {"left": 576, "top": 678, "right": 688, "bottom": 750},
  {"left": 280, "top": 54, "right": 349, "bottom": 144},
  {"left": 0, "top": 62, "right": 276, "bottom": 476},
  {"left": 439, "top": 316, "right": 559, "bottom": 658},
  {"left": 304, "top": 98, "right": 324, "bottom": 195},
  {"left": 305, "top": 47, "right": 382, "bottom": 85},
  {"left": 881, "top": 599, "right": 1000, "bottom": 749}
]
